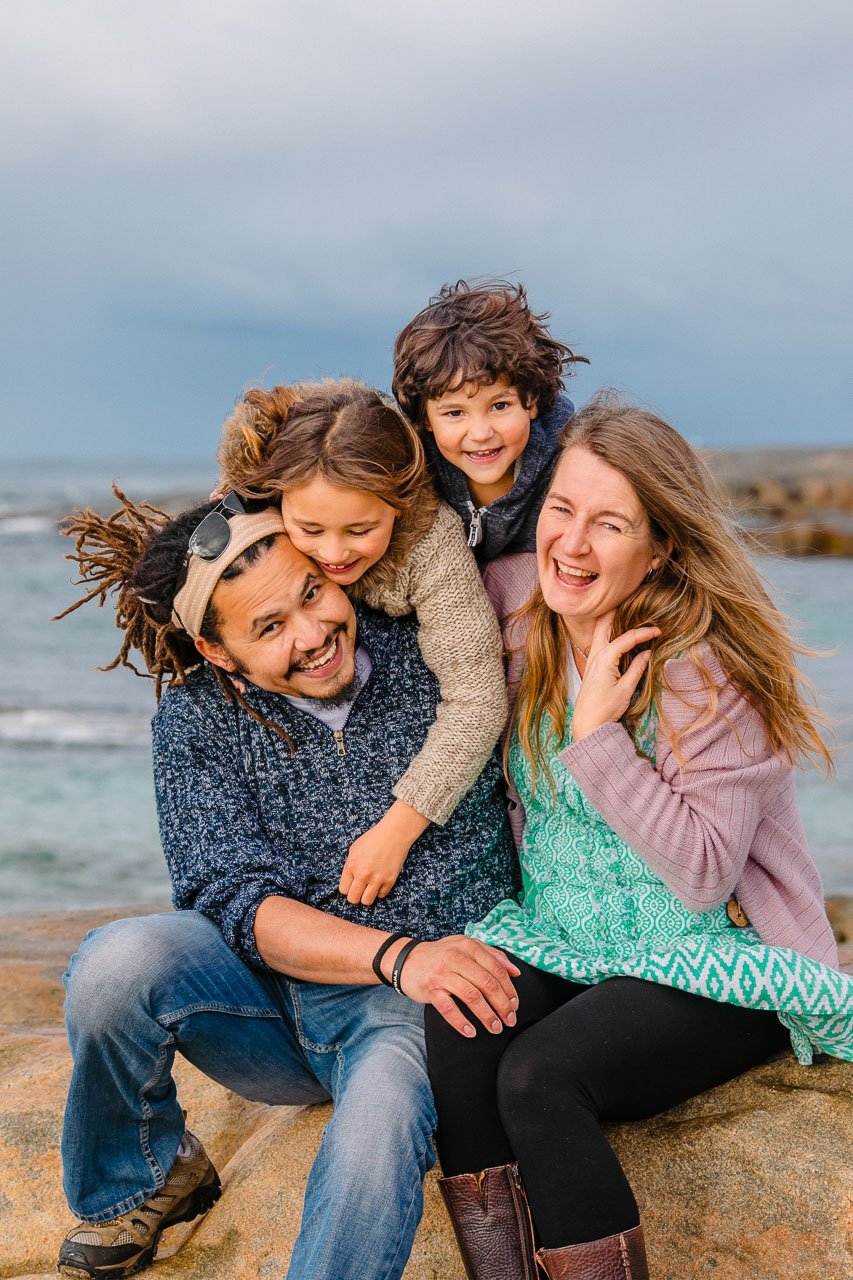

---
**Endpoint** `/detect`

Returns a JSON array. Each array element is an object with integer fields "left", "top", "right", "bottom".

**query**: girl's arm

[
  {"left": 340, "top": 504, "right": 509, "bottom": 905},
  {"left": 562, "top": 644, "right": 789, "bottom": 913},
  {"left": 390, "top": 502, "right": 509, "bottom": 823}
]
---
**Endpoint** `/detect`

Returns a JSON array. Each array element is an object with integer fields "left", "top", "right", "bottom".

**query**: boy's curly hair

[{"left": 392, "top": 278, "right": 588, "bottom": 424}]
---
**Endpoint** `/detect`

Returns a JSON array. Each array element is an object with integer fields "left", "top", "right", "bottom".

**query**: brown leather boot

[
  {"left": 437, "top": 1162, "right": 537, "bottom": 1280},
  {"left": 535, "top": 1224, "right": 649, "bottom": 1279}
]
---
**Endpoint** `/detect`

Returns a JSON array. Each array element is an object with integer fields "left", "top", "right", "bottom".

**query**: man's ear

[{"left": 194, "top": 635, "right": 236, "bottom": 672}]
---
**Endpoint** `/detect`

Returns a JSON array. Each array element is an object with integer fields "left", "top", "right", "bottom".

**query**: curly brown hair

[{"left": 392, "top": 279, "right": 588, "bottom": 424}]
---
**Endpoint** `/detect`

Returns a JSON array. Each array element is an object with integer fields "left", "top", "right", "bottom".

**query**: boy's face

[{"left": 424, "top": 377, "right": 537, "bottom": 505}]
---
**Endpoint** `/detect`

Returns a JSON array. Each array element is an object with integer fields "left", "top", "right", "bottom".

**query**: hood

[{"left": 424, "top": 391, "right": 575, "bottom": 561}]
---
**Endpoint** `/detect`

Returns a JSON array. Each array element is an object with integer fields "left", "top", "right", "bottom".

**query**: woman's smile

[
  {"left": 537, "top": 446, "right": 659, "bottom": 635},
  {"left": 553, "top": 560, "right": 599, "bottom": 588}
]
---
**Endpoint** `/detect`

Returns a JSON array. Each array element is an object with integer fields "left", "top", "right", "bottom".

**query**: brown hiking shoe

[{"left": 57, "top": 1131, "right": 221, "bottom": 1279}]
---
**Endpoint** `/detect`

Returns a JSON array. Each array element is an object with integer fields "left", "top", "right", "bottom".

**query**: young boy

[{"left": 392, "top": 279, "right": 587, "bottom": 561}]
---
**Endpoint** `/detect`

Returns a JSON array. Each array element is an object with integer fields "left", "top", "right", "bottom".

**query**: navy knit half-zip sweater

[
  {"left": 152, "top": 604, "right": 519, "bottom": 970},
  {"left": 423, "top": 391, "right": 575, "bottom": 562}
]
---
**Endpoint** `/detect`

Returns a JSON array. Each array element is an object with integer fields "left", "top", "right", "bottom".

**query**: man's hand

[
  {"left": 387, "top": 935, "right": 520, "bottom": 1038},
  {"left": 339, "top": 801, "right": 431, "bottom": 906},
  {"left": 571, "top": 613, "right": 661, "bottom": 741}
]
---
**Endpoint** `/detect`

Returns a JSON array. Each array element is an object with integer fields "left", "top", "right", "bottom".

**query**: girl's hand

[
  {"left": 570, "top": 613, "right": 661, "bottom": 741},
  {"left": 339, "top": 801, "right": 430, "bottom": 906}
]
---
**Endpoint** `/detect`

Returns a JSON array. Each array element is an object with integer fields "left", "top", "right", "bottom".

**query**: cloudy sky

[{"left": 1, "top": 0, "right": 851, "bottom": 459}]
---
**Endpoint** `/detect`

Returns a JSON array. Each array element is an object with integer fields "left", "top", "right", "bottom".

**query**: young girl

[{"left": 217, "top": 378, "right": 509, "bottom": 907}]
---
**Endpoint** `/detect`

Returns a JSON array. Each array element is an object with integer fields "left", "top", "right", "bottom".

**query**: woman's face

[
  {"left": 537, "top": 446, "right": 661, "bottom": 627},
  {"left": 281, "top": 475, "right": 398, "bottom": 586}
]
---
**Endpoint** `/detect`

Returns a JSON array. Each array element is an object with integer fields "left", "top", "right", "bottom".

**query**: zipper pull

[
  {"left": 467, "top": 507, "right": 484, "bottom": 548},
  {"left": 333, "top": 729, "right": 346, "bottom": 757}
]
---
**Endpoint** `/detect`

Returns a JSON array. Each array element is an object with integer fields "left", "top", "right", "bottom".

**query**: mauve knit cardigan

[{"left": 484, "top": 553, "right": 839, "bottom": 968}]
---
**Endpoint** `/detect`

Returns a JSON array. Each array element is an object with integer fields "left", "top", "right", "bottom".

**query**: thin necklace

[{"left": 570, "top": 636, "right": 590, "bottom": 660}]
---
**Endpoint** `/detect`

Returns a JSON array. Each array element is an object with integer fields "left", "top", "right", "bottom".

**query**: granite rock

[{"left": 1, "top": 907, "right": 851, "bottom": 1280}]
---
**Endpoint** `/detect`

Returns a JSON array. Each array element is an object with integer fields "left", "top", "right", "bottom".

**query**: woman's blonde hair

[
  {"left": 217, "top": 378, "right": 438, "bottom": 585},
  {"left": 514, "top": 393, "right": 834, "bottom": 789}
]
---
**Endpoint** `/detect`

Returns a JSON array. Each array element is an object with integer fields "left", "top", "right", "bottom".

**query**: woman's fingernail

[
  {"left": 507, "top": 1011, "right": 517, "bottom": 1027},
  {"left": 491, "top": 1019, "right": 502, "bottom": 1033},
  {"left": 464, "top": 1024, "right": 475, "bottom": 1037}
]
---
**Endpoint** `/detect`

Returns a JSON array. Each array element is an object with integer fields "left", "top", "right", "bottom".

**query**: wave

[
  {"left": 0, "top": 707, "right": 152, "bottom": 748},
  {"left": 0, "top": 515, "right": 57, "bottom": 535}
]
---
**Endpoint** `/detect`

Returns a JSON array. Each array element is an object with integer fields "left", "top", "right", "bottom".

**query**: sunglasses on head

[
  {"left": 173, "top": 492, "right": 271, "bottom": 597},
  {"left": 187, "top": 492, "right": 271, "bottom": 562}
]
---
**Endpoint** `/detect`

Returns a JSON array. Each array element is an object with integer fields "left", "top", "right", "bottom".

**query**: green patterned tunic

[{"left": 469, "top": 710, "right": 853, "bottom": 1065}]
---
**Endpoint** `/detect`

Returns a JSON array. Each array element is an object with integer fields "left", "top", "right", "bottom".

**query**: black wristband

[
  {"left": 391, "top": 938, "right": 423, "bottom": 995},
  {"left": 371, "top": 932, "right": 409, "bottom": 988}
]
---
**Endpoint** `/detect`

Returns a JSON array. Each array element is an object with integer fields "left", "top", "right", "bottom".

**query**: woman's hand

[{"left": 570, "top": 613, "right": 661, "bottom": 741}]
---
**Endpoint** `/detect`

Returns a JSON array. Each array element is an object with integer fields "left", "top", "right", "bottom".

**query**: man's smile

[{"left": 293, "top": 632, "right": 345, "bottom": 678}]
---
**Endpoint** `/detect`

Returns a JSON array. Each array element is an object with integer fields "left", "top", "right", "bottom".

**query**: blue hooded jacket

[{"left": 423, "top": 391, "right": 575, "bottom": 563}]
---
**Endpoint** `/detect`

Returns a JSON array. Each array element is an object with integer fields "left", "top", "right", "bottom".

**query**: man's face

[{"left": 195, "top": 536, "right": 357, "bottom": 699}]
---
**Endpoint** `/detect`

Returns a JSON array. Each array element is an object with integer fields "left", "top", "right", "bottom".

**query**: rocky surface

[
  {"left": 1, "top": 905, "right": 851, "bottom": 1280},
  {"left": 705, "top": 447, "right": 853, "bottom": 555}
]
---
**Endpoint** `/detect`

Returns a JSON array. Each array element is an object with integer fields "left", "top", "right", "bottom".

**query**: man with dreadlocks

[{"left": 54, "top": 491, "right": 520, "bottom": 1280}]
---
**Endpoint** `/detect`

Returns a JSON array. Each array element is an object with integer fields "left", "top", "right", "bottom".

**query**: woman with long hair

[{"left": 424, "top": 395, "right": 851, "bottom": 1279}]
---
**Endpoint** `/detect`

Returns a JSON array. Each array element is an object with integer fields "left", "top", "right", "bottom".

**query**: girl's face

[
  {"left": 281, "top": 475, "right": 398, "bottom": 586},
  {"left": 537, "top": 446, "right": 661, "bottom": 629}
]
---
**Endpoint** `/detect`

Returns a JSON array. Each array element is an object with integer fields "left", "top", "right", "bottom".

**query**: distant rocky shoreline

[
  {"left": 5, "top": 446, "right": 853, "bottom": 558},
  {"left": 705, "top": 446, "right": 853, "bottom": 556},
  {"left": 155, "top": 445, "right": 853, "bottom": 557}
]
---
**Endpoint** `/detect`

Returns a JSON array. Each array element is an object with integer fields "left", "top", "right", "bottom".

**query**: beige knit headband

[{"left": 171, "top": 507, "right": 287, "bottom": 639}]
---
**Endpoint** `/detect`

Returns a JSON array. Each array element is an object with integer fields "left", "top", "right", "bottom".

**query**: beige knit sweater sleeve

[{"left": 357, "top": 502, "right": 508, "bottom": 825}]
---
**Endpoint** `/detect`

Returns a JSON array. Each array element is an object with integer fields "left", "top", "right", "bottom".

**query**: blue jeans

[{"left": 62, "top": 911, "right": 437, "bottom": 1280}]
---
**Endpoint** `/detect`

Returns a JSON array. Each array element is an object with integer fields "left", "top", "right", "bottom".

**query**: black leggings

[{"left": 424, "top": 959, "right": 789, "bottom": 1248}]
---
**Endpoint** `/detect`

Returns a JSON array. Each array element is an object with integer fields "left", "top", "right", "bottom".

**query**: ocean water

[{"left": 0, "top": 459, "right": 851, "bottom": 913}]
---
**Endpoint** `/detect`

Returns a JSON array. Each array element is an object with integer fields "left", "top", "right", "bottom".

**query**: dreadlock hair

[
  {"left": 54, "top": 487, "right": 293, "bottom": 745},
  {"left": 392, "top": 278, "right": 589, "bottom": 425}
]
